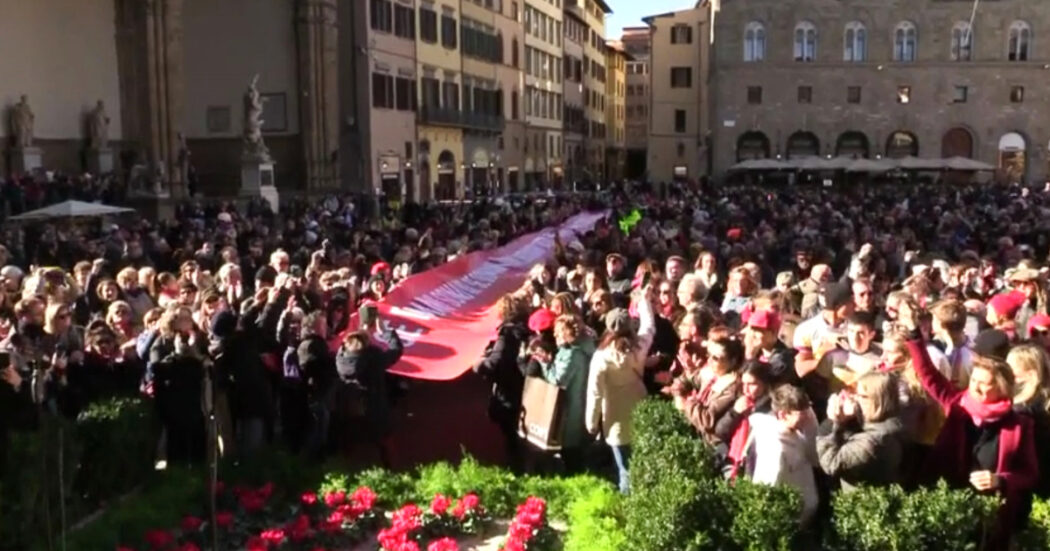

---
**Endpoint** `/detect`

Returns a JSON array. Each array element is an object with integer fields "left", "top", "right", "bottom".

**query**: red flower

[
  {"left": 324, "top": 490, "right": 346, "bottom": 507},
  {"left": 180, "top": 516, "right": 203, "bottom": 533},
  {"left": 259, "top": 528, "right": 285, "bottom": 545},
  {"left": 287, "top": 514, "right": 311, "bottom": 541},
  {"left": 327, "top": 509, "right": 344, "bottom": 525},
  {"left": 451, "top": 502, "right": 466, "bottom": 520},
  {"left": 177, "top": 544, "right": 201, "bottom": 551},
  {"left": 257, "top": 482, "right": 275, "bottom": 500},
  {"left": 301, "top": 491, "right": 318, "bottom": 506},
  {"left": 429, "top": 494, "right": 452, "bottom": 516},
  {"left": 352, "top": 486, "right": 377, "bottom": 509},
  {"left": 245, "top": 536, "right": 267, "bottom": 551},
  {"left": 215, "top": 511, "right": 234, "bottom": 528},
  {"left": 427, "top": 537, "right": 459, "bottom": 551},
  {"left": 460, "top": 493, "right": 480, "bottom": 511},
  {"left": 144, "top": 529, "right": 173, "bottom": 549},
  {"left": 397, "top": 542, "right": 420, "bottom": 551},
  {"left": 240, "top": 492, "right": 267, "bottom": 512}
]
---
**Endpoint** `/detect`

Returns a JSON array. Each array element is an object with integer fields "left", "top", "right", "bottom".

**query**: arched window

[
  {"left": 744, "top": 21, "right": 766, "bottom": 62},
  {"left": 843, "top": 22, "right": 867, "bottom": 61},
  {"left": 794, "top": 21, "right": 817, "bottom": 62},
  {"left": 951, "top": 22, "right": 973, "bottom": 61},
  {"left": 1009, "top": 21, "right": 1031, "bottom": 61},
  {"left": 893, "top": 21, "right": 917, "bottom": 61}
]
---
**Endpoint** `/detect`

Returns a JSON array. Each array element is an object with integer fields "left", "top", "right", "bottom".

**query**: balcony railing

[
  {"left": 462, "top": 112, "right": 504, "bottom": 131},
  {"left": 418, "top": 107, "right": 504, "bottom": 131},
  {"left": 418, "top": 106, "right": 463, "bottom": 126}
]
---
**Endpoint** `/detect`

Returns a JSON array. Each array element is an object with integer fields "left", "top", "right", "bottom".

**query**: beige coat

[{"left": 585, "top": 299, "right": 656, "bottom": 446}]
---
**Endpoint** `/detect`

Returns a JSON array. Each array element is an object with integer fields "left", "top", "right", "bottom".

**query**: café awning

[{"left": 728, "top": 158, "right": 790, "bottom": 171}]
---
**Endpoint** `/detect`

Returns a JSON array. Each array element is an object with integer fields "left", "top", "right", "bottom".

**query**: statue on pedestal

[
  {"left": 242, "top": 75, "right": 272, "bottom": 163},
  {"left": 11, "top": 95, "right": 34, "bottom": 149},
  {"left": 88, "top": 100, "right": 110, "bottom": 150}
]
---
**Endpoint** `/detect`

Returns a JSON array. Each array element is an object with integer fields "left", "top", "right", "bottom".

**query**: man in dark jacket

[
  {"left": 209, "top": 311, "right": 274, "bottom": 458},
  {"left": 335, "top": 325, "right": 403, "bottom": 467},
  {"left": 296, "top": 311, "right": 338, "bottom": 459},
  {"left": 473, "top": 295, "right": 530, "bottom": 472}
]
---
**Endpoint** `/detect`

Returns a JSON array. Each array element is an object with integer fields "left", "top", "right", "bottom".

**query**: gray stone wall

[{"left": 712, "top": 0, "right": 1050, "bottom": 182}]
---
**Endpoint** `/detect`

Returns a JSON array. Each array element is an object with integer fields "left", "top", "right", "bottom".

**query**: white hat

[
  {"left": 1, "top": 265, "right": 24, "bottom": 281},
  {"left": 217, "top": 212, "right": 232, "bottom": 223}
]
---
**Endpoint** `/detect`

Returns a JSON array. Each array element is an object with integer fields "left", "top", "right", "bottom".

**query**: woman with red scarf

[
  {"left": 714, "top": 361, "right": 774, "bottom": 478},
  {"left": 900, "top": 301, "right": 1039, "bottom": 546}
]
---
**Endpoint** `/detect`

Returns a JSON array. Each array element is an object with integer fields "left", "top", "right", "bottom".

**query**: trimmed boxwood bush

[
  {"left": 2, "top": 396, "right": 156, "bottom": 551},
  {"left": 726, "top": 479, "right": 801, "bottom": 551},
  {"left": 830, "top": 480, "right": 999, "bottom": 551}
]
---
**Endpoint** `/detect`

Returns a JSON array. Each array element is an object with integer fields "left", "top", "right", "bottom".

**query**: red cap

[
  {"left": 371, "top": 261, "right": 391, "bottom": 276},
  {"left": 989, "top": 291, "right": 1026, "bottom": 319},
  {"left": 747, "top": 309, "right": 782, "bottom": 332},
  {"left": 727, "top": 228, "right": 743, "bottom": 240},
  {"left": 1029, "top": 313, "right": 1050, "bottom": 334},
  {"left": 528, "top": 308, "right": 557, "bottom": 333}
]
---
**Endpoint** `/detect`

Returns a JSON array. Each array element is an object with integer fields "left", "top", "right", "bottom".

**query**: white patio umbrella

[
  {"left": 845, "top": 158, "right": 895, "bottom": 173},
  {"left": 942, "top": 156, "right": 996, "bottom": 171},
  {"left": 9, "top": 200, "right": 135, "bottom": 221}
]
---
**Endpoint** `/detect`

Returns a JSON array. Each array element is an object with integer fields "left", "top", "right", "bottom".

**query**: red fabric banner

[{"left": 332, "top": 211, "right": 607, "bottom": 381}]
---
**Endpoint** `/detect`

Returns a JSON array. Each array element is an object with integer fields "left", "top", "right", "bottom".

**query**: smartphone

[
  {"left": 0, "top": 351, "right": 10, "bottom": 367},
  {"left": 641, "top": 271, "right": 652, "bottom": 289}
]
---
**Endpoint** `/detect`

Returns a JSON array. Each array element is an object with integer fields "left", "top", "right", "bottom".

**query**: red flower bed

[
  {"left": 120, "top": 483, "right": 556, "bottom": 551},
  {"left": 123, "top": 482, "right": 380, "bottom": 551},
  {"left": 377, "top": 493, "right": 490, "bottom": 551},
  {"left": 499, "top": 497, "right": 557, "bottom": 551}
]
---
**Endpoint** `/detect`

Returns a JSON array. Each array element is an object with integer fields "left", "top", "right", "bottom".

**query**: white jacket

[
  {"left": 584, "top": 298, "right": 656, "bottom": 446},
  {"left": 748, "top": 409, "right": 820, "bottom": 525}
]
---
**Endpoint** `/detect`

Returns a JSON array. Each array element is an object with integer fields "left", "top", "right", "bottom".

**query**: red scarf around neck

[{"left": 959, "top": 392, "right": 1012, "bottom": 427}]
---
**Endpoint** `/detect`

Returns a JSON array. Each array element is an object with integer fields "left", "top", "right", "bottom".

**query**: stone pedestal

[
  {"left": 87, "top": 148, "right": 114, "bottom": 175},
  {"left": 10, "top": 147, "right": 42, "bottom": 175},
  {"left": 240, "top": 160, "right": 279, "bottom": 213}
]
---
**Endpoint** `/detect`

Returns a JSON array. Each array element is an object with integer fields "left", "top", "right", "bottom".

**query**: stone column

[
  {"left": 115, "top": 0, "right": 185, "bottom": 199},
  {"left": 295, "top": 0, "right": 340, "bottom": 192}
]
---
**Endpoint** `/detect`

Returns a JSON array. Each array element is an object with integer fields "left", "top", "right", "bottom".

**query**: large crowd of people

[{"left": 3, "top": 179, "right": 1050, "bottom": 546}]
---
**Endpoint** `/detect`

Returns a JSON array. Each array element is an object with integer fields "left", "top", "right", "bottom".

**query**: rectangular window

[
  {"left": 420, "top": 8, "right": 438, "bottom": 43},
  {"left": 674, "top": 109, "right": 686, "bottom": 133},
  {"left": 511, "top": 1, "right": 518, "bottom": 20},
  {"left": 1011, "top": 85, "right": 1025, "bottom": 103},
  {"left": 511, "top": 90, "right": 519, "bottom": 119},
  {"left": 441, "top": 15, "right": 458, "bottom": 49},
  {"left": 670, "top": 67, "right": 692, "bottom": 88},
  {"left": 395, "top": 77, "right": 415, "bottom": 110},
  {"left": 421, "top": 77, "right": 440, "bottom": 108},
  {"left": 393, "top": 4, "right": 415, "bottom": 38},
  {"left": 747, "top": 86, "right": 762, "bottom": 104},
  {"left": 372, "top": 73, "right": 394, "bottom": 108},
  {"left": 952, "top": 85, "right": 968, "bottom": 103},
  {"left": 512, "top": 38, "right": 519, "bottom": 67},
  {"left": 797, "top": 86, "right": 812, "bottom": 104},
  {"left": 897, "top": 85, "right": 911, "bottom": 104},
  {"left": 847, "top": 86, "right": 861, "bottom": 104},
  {"left": 370, "top": 0, "right": 393, "bottom": 32},
  {"left": 443, "top": 81, "right": 460, "bottom": 110},
  {"left": 670, "top": 24, "right": 692, "bottom": 44}
]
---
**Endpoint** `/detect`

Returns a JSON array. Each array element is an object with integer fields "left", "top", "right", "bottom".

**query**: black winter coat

[
  {"left": 335, "top": 330, "right": 404, "bottom": 438},
  {"left": 473, "top": 322, "right": 529, "bottom": 431}
]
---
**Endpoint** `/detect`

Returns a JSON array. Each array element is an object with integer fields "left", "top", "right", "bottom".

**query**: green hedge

[
  {"left": 1, "top": 396, "right": 156, "bottom": 551},
  {"left": 623, "top": 398, "right": 1002, "bottom": 551}
]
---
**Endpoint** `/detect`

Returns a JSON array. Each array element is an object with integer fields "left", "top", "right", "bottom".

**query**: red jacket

[{"left": 907, "top": 339, "right": 1039, "bottom": 539}]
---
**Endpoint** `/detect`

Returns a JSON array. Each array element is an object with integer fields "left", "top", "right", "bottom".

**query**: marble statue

[
  {"left": 88, "top": 100, "right": 110, "bottom": 149},
  {"left": 242, "top": 75, "right": 271, "bottom": 162},
  {"left": 11, "top": 95, "right": 34, "bottom": 148}
]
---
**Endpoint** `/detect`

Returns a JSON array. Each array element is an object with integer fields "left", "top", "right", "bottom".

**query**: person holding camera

[{"left": 148, "top": 306, "right": 207, "bottom": 465}]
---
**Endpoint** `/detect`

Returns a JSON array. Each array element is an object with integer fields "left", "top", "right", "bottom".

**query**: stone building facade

[
  {"left": 711, "top": 0, "right": 1050, "bottom": 183},
  {"left": 622, "top": 26, "right": 651, "bottom": 179},
  {"left": 647, "top": 4, "right": 711, "bottom": 183}
]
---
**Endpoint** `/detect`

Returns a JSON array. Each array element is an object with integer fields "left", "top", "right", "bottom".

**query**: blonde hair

[
  {"left": 44, "top": 302, "right": 71, "bottom": 334},
  {"left": 117, "top": 267, "right": 139, "bottom": 287},
  {"left": 158, "top": 305, "right": 192, "bottom": 337},
  {"left": 855, "top": 372, "right": 900, "bottom": 423},
  {"left": 554, "top": 315, "right": 582, "bottom": 346},
  {"left": 106, "top": 300, "right": 132, "bottom": 326},
  {"left": 549, "top": 292, "right": 579, "bottom": 317},
  {"left": 1008, "top": 344, "right": 1050, "bottom": 410},
  {"left": 972, "top": 356, "right": 1015, "bottom": 400}
]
